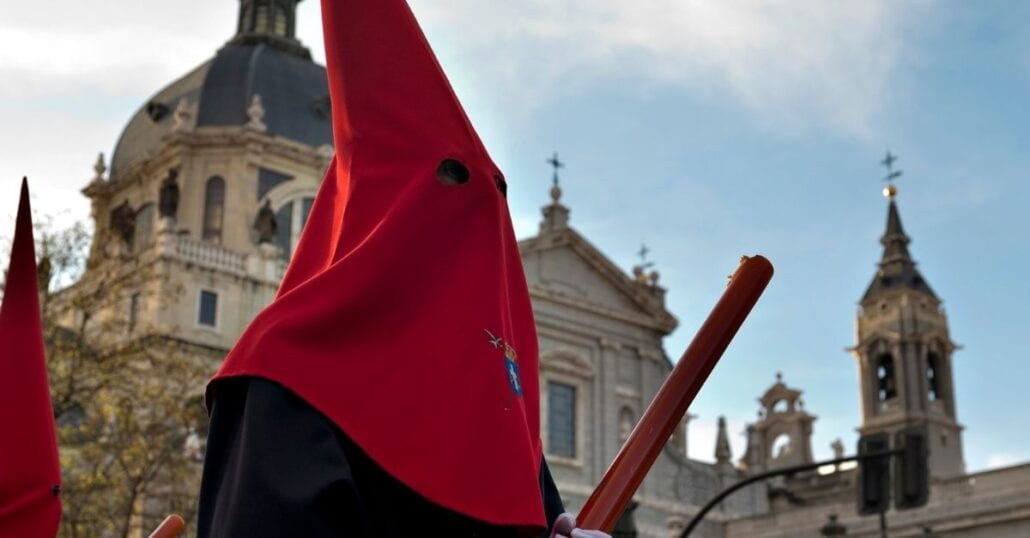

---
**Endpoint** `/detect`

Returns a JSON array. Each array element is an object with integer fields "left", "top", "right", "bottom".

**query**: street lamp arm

[{"left": 680, "top": 450, "right": 901, "bottom": 537}]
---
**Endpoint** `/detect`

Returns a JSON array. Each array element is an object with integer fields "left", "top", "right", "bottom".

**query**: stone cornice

[
  {"left": 529, "top": 282, "right": 677, "bottom": 333},
  {"left": 853, "top": 331, "right": 958, "bottom": 354},
  {"left": 858, "top": 413, "right": 964, "bottom": 432},
  {"left": 96, "top": 127, "right": 332, "bottom": 197}
]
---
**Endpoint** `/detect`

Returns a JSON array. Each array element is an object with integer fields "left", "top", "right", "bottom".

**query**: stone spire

[
  {"left": 861, "top": 154, "right": 936, "bottom": 302},
  {"left": 229, "top": 0, "right": 309, "bottom": 57},
  {"left": 715, "top": 416, "right": 732, "bottom": 465}
]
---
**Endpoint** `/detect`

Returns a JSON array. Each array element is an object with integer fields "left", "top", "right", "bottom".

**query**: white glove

[{"left": 550, "top": 513, "right": 612, "bottom": 538}]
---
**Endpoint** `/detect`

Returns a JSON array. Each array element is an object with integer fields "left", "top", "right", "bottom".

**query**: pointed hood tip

[{"left": 0, "top": 175, "right": 61, "bottom": 537}]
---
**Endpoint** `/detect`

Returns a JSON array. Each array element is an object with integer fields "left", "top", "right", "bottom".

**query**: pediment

[
  {"left": 540, "top": 349, "right": 595, "bottom": 378},
  {"left": 519, "top": 228, "right": 677, "bottom": 333}
]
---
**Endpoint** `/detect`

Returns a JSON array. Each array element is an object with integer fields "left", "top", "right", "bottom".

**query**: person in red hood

[
  {"left": 0, "top": 180, "right": 62, "bottom": 538},
  {"left": 196, "top": 1, "right": 610, "bottom": 537}
]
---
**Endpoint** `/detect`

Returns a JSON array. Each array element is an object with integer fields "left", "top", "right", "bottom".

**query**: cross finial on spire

[
  {"left": 881, "top": 150, "right": 902, "bottom": 198},
  {"left": 546, "top": 151, "right": 565, "bottom": 188},
  {"left": 637, "top": 243, "right": 654, "bottom": 269},
  {"left": 540, "top": 152, "right": 570, "bottom": 231}
]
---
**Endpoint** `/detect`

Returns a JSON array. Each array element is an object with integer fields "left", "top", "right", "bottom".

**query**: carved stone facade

[
  {"left": 74, "top": 0, "right": 332, "bottom": 353},
  {"left": 80, "top": 125, "right": 329, "bottom": 352},
  {"left": 521, "top": 192, "right": 766, "bottom": 537}
]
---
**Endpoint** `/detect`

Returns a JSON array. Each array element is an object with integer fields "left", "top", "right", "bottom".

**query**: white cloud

[
  {"left": 0, "top": 1, "right": 239, "bottom": 223},
  {"left": 986, "top": 452, "right": 1023, "bottom": 470},
  {"left": 0, "top": 25, "right": 216, "bottom": 99},
  {"left": 688, "top": 415, "right": 747, "bottom": 463},
  {"left": 0, "top": 2, "right": 241, "bottom": 99},
  {"left": 412, "top": 0, "right": 921, "bottom": 136},
  {"left": 0, "top": 0, "right": 927, "bottom": 224}
]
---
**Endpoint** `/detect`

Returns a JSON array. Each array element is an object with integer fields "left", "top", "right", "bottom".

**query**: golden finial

[{"left": 883, "top": 184, "right": 897, "bottom": 198}]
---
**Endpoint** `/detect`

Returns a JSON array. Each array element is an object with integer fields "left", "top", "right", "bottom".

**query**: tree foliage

[{"left": 30, "top": 220, "right": 211, "bottom": 538}]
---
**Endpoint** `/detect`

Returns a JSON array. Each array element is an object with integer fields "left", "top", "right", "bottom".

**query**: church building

[{"left": 59, "top": 1, "right": 1030, "bottom": 537}]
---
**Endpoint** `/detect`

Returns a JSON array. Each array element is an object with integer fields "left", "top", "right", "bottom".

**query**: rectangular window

[
  {"left": 301, "top": 197, "right": 314, "bottom": 231},
  {"left": 548, "top": 381, "right": 576, "bottom": 459},
  {"left": 128, "top": 292, "right": 141, "bottom": 332},
  {"left": 275, "top": 203, "right": 294, "bottom": 258},
  {"left": 198, "top": 290, "right": 218, "bottom": 328}
]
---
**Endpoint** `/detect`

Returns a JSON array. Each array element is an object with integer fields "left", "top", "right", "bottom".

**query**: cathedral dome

[{"left": 110, "top": 0, "right": 332, "bottom": 176}]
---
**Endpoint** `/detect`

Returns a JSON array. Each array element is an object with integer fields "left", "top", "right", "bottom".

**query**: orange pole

[
  {"left": 576, "top": 255, "right": 774, "bottom": 531},
  {"left": 147, "top": 514, "right": 186, "bottom": 538}
]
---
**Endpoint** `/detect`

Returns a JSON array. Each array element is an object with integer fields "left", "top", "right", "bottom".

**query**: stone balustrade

[{"left": 157, "top": 232, "right": 283, "bottom": 283}]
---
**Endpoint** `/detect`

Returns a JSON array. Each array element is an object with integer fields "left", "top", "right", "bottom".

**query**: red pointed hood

[
  {"left": 0, "top": 179, "right": 62, "bottom": 537},
  {"left": 212, "top": 0, "right": 545, "bottom": 528}
]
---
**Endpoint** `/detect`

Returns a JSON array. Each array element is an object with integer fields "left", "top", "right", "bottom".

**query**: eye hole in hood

[
  {"left": 436, "top": 158, "right": 470, "bottom": 186},
  {"left": 494, "top": 175, "right": 507, "bottom": 198}
]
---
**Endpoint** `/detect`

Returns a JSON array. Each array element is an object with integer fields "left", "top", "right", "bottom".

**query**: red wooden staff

[
  {"left": 577, "top": 255, "right": 774, "bottom": 531},
  {"left": 148, "top": 514, "right": 185, "bottom": 538}
]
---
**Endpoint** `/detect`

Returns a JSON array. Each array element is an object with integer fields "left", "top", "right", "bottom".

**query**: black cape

[{"left": 197, "top": 377, "right": 565, "bottom": 537}]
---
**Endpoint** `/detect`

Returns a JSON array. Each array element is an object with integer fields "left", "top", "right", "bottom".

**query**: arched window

[
  {"left": 771, "top": 433, "right": 792, "bottom": 459},
  {"left": 254, "top": 2, "right": 270, "bottom": 33},
  {"left": 876, "top": 353, "right": 897, "bottom": 401},
  {"left": 619, "top": 407, "right": 635, "bottom": 444},
  {"left": 273, "top": 4, "right": 288, "bottom": 36},
  {"left": 927, "top": 353, "right": 941, "bottom": 401},
  {"left": 203, "top": 177, "right": 226, "bottom": 243},
  {"left": 274, "top": 196, "right": 316, "bottom": 259}
]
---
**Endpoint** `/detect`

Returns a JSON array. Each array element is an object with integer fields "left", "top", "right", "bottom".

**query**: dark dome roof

[{"left": 111, "top": 42, "right": 332, "bottom": 175}]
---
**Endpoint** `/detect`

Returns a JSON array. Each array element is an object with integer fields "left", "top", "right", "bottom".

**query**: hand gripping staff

[{"left": 576, "top": 255, "right": 774, "bottom": 532}]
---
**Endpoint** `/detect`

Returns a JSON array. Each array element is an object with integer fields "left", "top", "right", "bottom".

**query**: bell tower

[{"left": 852, "top": 153, "right": 964, "bottom": 478}]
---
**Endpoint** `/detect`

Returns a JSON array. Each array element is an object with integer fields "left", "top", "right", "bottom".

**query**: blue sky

[{"left": 1, "top": 1, "right": 1028, "bottom": 471}]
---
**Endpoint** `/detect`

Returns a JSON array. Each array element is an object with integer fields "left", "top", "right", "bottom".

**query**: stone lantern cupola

[
  {"left": 230, "top": 0, "right": 308, "bottom": 57},
  {"left": 741, "top": 373, "right": 816, "bottom": 473}
]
